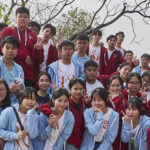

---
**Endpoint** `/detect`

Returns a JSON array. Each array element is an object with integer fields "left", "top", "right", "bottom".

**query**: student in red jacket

[
  {"left": 99, "top": 35, "right": 125, "bottom": 75},
  {"left": 0, "top": 7, "right": 37, "bottom": 87},
  {"left": 115, "top": 31, "right": 126, "bottom": 56},
  {"left": 40, "top": 78, "right": 91, "bottom": 150},
  {"left": 33, "top": 24, "right": 58, "bottom": 85},
  {"left": 85, "top": 29, "right": 107, "bottom": 75},
  {"left": 108, "top": 75, "right": 127, "bottom": 150},
  {"left": 97, "top": 62, "right": 132, "bottom": 88}
]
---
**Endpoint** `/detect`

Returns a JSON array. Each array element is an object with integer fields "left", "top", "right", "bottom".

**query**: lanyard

[{"left": 17, "top": 29, "right": 27, "bottom": 46}]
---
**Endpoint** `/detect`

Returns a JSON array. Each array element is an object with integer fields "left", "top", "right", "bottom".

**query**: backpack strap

[{"left": 12, "top": 106, "right": 24, "bottom": 131}]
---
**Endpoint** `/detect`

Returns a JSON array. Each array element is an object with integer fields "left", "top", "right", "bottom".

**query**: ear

[{"left": 52, "top": 98, "right": 55, "bottom": 106}]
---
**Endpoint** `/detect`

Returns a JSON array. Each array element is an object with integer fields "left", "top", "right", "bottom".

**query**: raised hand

[{"left": 122, "top": 110, "right": 131, "bottom": 124}]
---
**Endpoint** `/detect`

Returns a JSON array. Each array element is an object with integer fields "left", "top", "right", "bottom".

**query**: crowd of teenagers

[{"left": 0, "top": 6, "right": 150, "bottom": 150}]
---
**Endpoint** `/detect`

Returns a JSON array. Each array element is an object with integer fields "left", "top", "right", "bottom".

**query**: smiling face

[
  {"left": 53, "top": 94, "right": 68, "bottom": 112},
  {"left": 127, "top": 76, "right": 141, "bottom": 93},
  {"left": 21, "top": 93, "right": 37, "bottom": 110},
  {"left": 16, "top": 13, "right": 29, "bottom": 30},
  {"left": 42, "top": 27, "right": 53, "bottom": 42},
  {"left": 142, "top": 75, "right": 150, "bottom": 89},
  {"left": 70, "top": 83, "right": 84, "bottom": 102},
  {"left": 109, "top": 78, "right": 122, "bottom": 94},
  {"left": 91, "top": 92, "right": 107, "bottom": 112},
  {"left": 0, "top": 83, "right": 7, "bottom": 103},
  {"left": 119, "top": 65, "right": 132, "bottom": 81},
  {"left": 38, "top": 75, "right": 50, "bottom": 91},
  {"left": 126, "top": 103, "right": 140, "bottom": 121}
]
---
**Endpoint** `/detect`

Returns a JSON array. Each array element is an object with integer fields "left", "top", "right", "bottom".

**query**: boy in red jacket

[
  {"left": 33, "top": 24, "right": 58, "bottom": 85},
  {"left": 0, "top": 7, "right": 37, "bottom": 87},
  {"left": 99, "top": 35, "right": 125, "bottom": 75}
]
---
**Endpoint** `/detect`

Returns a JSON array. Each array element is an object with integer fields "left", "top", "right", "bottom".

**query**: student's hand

[
  {"left": 9, "top": 25, "right": 15, "bottom": 29},
  {"left": 50, "top": 80, "right": 59, "bottom": 90},
  {"left": 9, "top": 83, "right": 17, "bottom": 93},
  {"left": 82, "top": 89, "right": 90, "bottom": 104},
  {"left": 25, "top": 56, "right": 32, "bottom": 65},
  {"left": 16, "top": 84, "right": 24, "bottom": 91},
  {"left": 33, "top": 102, "right": 38, "bottom": 110},
  {"left": 99, "top": 42, "right": 104, "bottom": 47},
  {"left": 133, "top": 56, "right": 139, "bottom": 66},
  {"left": 108, "top": 90, "right": 119, "bottom": 99},
  {"left": 34, "top": 37, "right": 43, "bottom": 49},
  {"left": 90, "top": 55, "right": 95, "bottom": 61},
  {"left": 18, "top": 130, "right": 26, "bottom": 140},
  {"left": 122, "top": 111, "right": 131, "bottom": 124},
  {"left": 49, "top": 114, "right": 59, "bottom": 129},
  {"left": 92, "top": 106, "right": 102, "bottom": 113}
]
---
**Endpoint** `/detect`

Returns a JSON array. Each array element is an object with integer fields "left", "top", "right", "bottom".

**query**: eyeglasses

[{"left": 128, "top": 82, "right": 140, "bottom": 85}]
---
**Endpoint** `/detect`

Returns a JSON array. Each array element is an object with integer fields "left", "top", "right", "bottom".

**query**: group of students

[{"left": 0, "top": 5, "right": 150, "bottom": 150}]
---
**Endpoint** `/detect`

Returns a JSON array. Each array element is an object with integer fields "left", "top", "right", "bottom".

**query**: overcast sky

[{"left": 71, "top": 0, "right": 150, "bottom": 58}]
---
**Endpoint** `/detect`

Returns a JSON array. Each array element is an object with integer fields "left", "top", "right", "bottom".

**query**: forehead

[
  {"left": 117, "top": 34, "right": 124, "bottom": 37},
  {"left": 16, "top": 13, "right": 29, "bottom": 17},
  {"left": 43, "top": 27, "right": 51, "bottom": 32},
  {"left": 141, "top": 57, "right": 149, "bottom": 60},
  {"left": 77, "top": 40, "right": 88, "bottom": 43},
  {"left": 3, "top": 42, "right": 17, "bottom": 48},
  {"left": 125, "top": 53, "right": 133, "bottom": 56},
  {"left": 62, "top": 45, "right": 73, "bottom": 49},
  {"left": 129, "top": 76, "right": 139, "bottom": 81},
  {"left": 86, "top": 66, "right": 97, "bottom": 70},
  {"left": 108, "top": 37, "right": 116, "bottom": 41}
]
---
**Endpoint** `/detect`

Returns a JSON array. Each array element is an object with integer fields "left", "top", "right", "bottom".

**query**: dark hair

[
  {"left": 141, "top": 53, "right": 150, "bottom": 60},
  {"left": 37, "top": 72, "right": 51, "bottom": 83},
  {"left": 59, "top": 40, "right": 74, "bottom": 50},
  {"left": 125, "top": 50, "right": 134, "bottom": 56},
  {"left": 142, "top": 71, "right": 150, "bottom": 79},
  {"left": 76, "top": 33, "right": 89, "bottom": 42},
  {"left": 84, "top": 60, "right": 98, "bottom": 70},
  {"left": 19, "top": 87, "right": 37, "bottom": 105},
  {"left": 126, "top": 72, "right": 142, "bottom": 87},
  {"left": 43, "top": 24, "right": 56, "bottom": 36},
  {"left": 120, "top": 62, "right": 132, "bottom": 70},
  {"left": 50, "top": 88, "right": 69, "bottom": 107},
  {"left": 16, "top": 7, "right": 30, "bottom": 17},
  {"left": 108, "top": 75, "right": 123, "bottom": 89},
  {"left": 1, "top": 36, "right": 19, "bottom": 48},
  {"left": 91, "top": 87, "right": 109, "bottom": 107},
  {"left": 69, "top": 78, "right": 84, "bottom": 89},
  {"left": 29, "top": 21, "right": 41, "bottom": 32},
  {"left": 126, "top": 98, "right": 146, "bottom": 115},
  {"left": 106, "top": 35, "right": 117, "bottom": 42},
  {"left": 92, "top": 29, "right": 102, "bottom": 37},
  {"left": 0, "top": 23, "right": 8, "bottom": 31},
  {"left": 0, "top": 78, "right": 11, "bottom": 109},
  {"left": 115, "top": 31, "right": 125, "bottom": 38}
]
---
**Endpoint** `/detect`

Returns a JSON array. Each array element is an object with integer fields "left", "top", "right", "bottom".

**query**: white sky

[{"left": 70, "top": 0, "right": 150, "bottom": 58}]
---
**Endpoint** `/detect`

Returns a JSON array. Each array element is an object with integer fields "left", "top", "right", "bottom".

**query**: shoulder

[
  {"left": 84, "top": 107, "right": 94, "bottom": 115},
  {"left": 14, "top": 62, "right": 24, "bottom": 71},
  {"left": 48, "top": 60, "right": 58, "bottom": 68}
]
